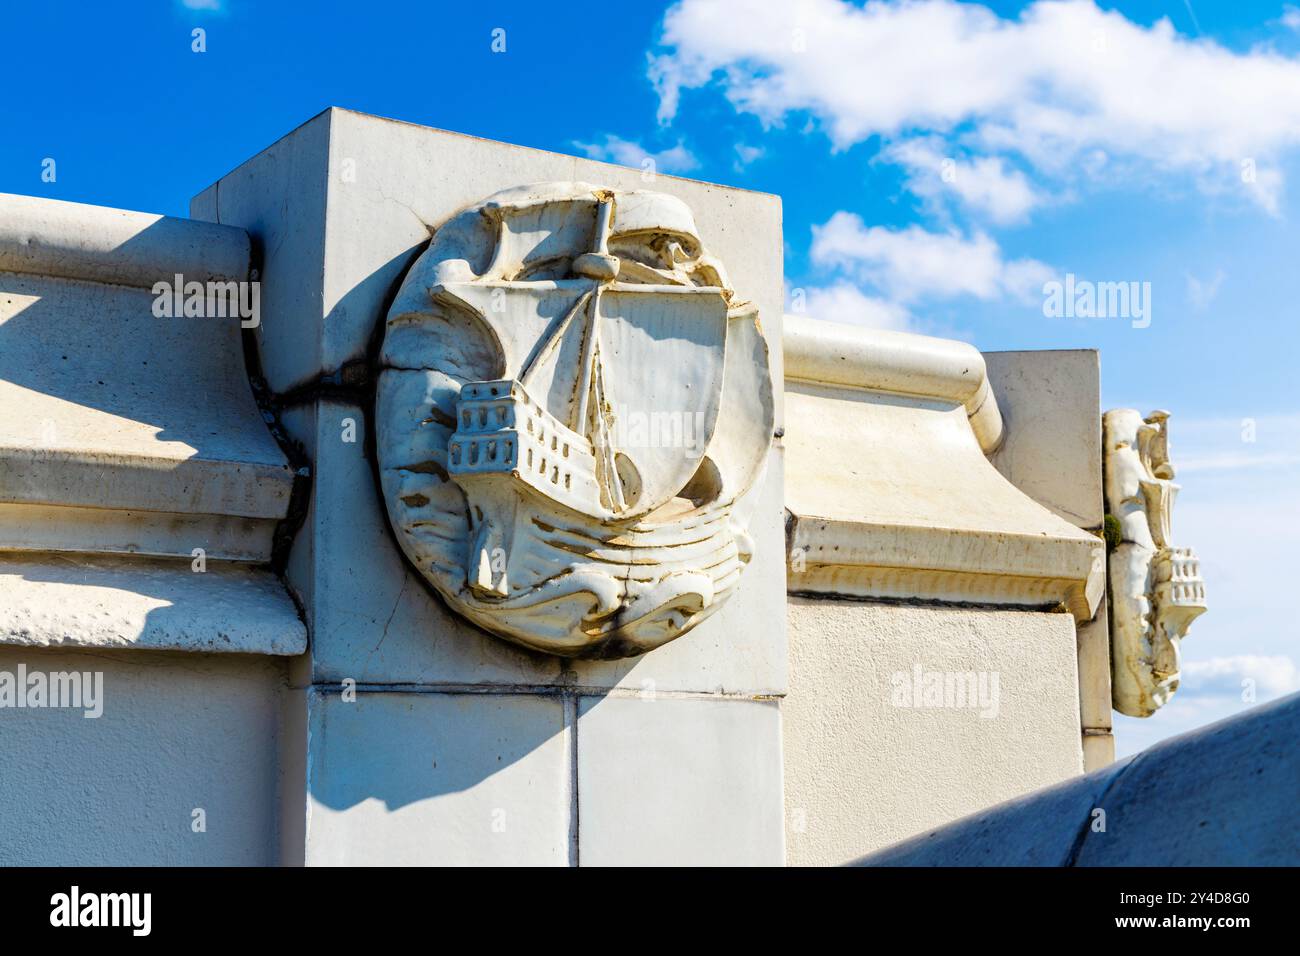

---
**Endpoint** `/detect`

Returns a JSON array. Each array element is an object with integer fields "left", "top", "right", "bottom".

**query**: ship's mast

[
  {"left": 570, "top": 193, "right": 625, "bottom": 512},
  {"left": 514, "top": 193, "right": 626, "bottom": 513}
]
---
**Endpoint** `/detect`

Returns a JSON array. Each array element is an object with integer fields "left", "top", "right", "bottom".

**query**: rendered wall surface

[
  {"left": 0, "top": 646, "right": 286, "bottom": 866},
  {"left": 0, "top": 193, "right": 304, "bottom": 866},
  {"left": 783, "top": 599, "right": 1082, "bottom": 866}
]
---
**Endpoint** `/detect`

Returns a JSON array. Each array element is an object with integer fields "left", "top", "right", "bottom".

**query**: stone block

[
  {"left": 785, "top": 598, "right": 1083, "bottom": 865},
  {"left": 305, "top": 689, "right": 570, "bottom": 866},
  {"left": 576, "top": 694, "right": 784, "bottom": 866},
  {"left": 0, "top": 646, "right": 284, "bottom": 865}
]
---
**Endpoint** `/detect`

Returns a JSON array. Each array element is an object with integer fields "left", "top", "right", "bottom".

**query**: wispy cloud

[
  {"left": 573, "top": 134, "right": 699, "bottom": 175},
  {"left": 652, "top": 0, "right": 1300, "bottom": 217},
  {"left": 883, "top": 139, "right": 1041, "bottom": 225},
  {"left": 733, "top": 142, "right": 765, "bottom": 171},
  {"left": 791, "top": 281, "right": 916, "bottom": 332},
  {"left": 1185, "top": 269, "right": 1226, "bottom": 311},
  {"left": 1154, "top": 412, "right": 1300, "bottom": 472},
  {"left": 1181, "top": 655, "right": 1300, "bottom": 699},
  {"left": 1115, "top": 658, "right": 1300, "bottom": 757},
  {"left": 810, "top": 212, "right": 1052, "bottom": 304}
]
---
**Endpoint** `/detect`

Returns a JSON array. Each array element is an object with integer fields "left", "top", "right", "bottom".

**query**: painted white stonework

[
  {"left": 377, "top": 183, "right": 773, "bottom": 658},
  {"left": 0, "top": 192, "right": 305, "bottom": 656},
  {"left": 194, "top": 111, "right": 786, "bottom": 865},
  {"left": 4, "top": 109, "right": 1211, "bottom": 867},
  {"left": 1104, "top": 409, "right": 1207, "bottom": 717},
  {"left": 781, "top": 325, "right": 1108, "bottom": 865},
  {"left": 0, "top": 192, "right": 305, "bottom": 865},
  {"left": 783, "top": 314, "right": 1104, "bottom": 620},
  {"left": 985, "top": 350, "right": 1115, "bottom": 770}
]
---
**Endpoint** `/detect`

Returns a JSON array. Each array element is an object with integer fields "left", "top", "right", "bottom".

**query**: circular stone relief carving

[{"left": 375, "top": 183, "right": 773, "bottom": 658}]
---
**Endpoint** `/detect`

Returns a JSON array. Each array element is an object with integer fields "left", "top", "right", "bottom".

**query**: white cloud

[
  {"left": 810, "top": 211, "right": 1052, "bottom": 303},
  {"left": 179, "top": 0, "right": 224, "bottom": 10},
  {"left": 884, "top": 139, "right": 1040, "bottom": 224},
  {"left": 1185, "top": 269, "right": 1225, "bottom": 311},
  {"left": 1181, "top": 655, "right": 1300, "bottom": 699},
  {"left": 573, "top": 134, "right": 699, "bottom": 174},
  {"left": 1283, "top": 5, "right": 1300, "bottom": 33},
  {"left": 792, "top": 281, "right": 915, "bottom": 332},
  {"left": 1178, "top": 452, "right": 1300, "bottom": 473},
  {"left": 1151, "top": 411, "right": 1300, "bottom": 472},
  {"left": 651, "top": 0, "right": 1300, "bottom": 213},
  {"left": 733, "top": 143, "right": 765, "bottom": 170},
  {"left": 1114, "top": 657, "right": 1300, "bottom": 757}
]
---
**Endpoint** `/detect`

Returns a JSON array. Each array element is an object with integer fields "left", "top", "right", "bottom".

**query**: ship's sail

[
  {"left": 586, "top": 284, "right": 727, "bottom": 518},
  {"left": 438, "top": 278, "right": 727, "bottom": 521}
]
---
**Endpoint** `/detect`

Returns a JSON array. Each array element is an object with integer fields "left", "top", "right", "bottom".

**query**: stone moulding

[
  {"left": 0, "top": 193, "right": 294, "bottom": 562},
  {"left": 0, "top": 193, "right": 305, "bottom": 656},
  {"left": 0, "top": 192, "right": 249, "bottom": 288},
  {"left": 784, "top": 315, "right": 1005, "bottom": 454},
  {"left": 1104, "top": 409, "right": 1206, "bottom": 717},
  {"left": 783, "top": 315, "right": 1103, "bottom": 621},
  {"left": 375, "top": 182, "right": 775, "bottom": 659}
]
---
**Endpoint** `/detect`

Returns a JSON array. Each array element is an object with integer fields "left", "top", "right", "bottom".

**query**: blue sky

[{"left": 2, "top": 0, "right": 1296, "bottom": 755}]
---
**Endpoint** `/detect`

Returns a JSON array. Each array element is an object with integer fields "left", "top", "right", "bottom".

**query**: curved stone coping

[
  {"left": 0, "top": 199, "right": 294, "bottom": 562},
  {"left": 0, "top": 552, "right": 306, "bottom": 656},
  {"left": 856, "top": 689, "right": 1300, "bottom": 866},
  {"left": 0, "top": 192, "right": 249, "bottom": 289},
  {"left": 784, "top": 314, "right": 1003, "bottom": 454}
]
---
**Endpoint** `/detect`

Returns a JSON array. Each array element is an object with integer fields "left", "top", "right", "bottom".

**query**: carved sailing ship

[{"left": 376, "top": 184, "right": 774, "bottom": 657}]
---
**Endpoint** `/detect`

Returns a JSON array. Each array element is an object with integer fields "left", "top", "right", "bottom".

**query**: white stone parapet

[
  {"left": 782, "top": 315, "right": 1103, "bottom": 622},
  {"left": 0, "top": 192, "right": 248, "bottom": 289},
  {"left": 0, "top": 192, "right": 304, "bottom": 656}
]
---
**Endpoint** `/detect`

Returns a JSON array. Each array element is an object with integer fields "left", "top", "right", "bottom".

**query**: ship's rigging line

[{"left": 513, "top": 195, "right": 629, "bottom": 513}]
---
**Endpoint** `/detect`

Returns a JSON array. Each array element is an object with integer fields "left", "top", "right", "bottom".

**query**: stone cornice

[
  {"left": 0, "top": 193, "right": 305, "bottom": 655},
  {"left": 0, "top": 193, "right": 295, "bottom": 562},
  {"left": 782, "top": 318, "right": 1103, "bottom": 622},
  {"left": 0, "top": 192, "right": 248, "bottom": 289}
]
